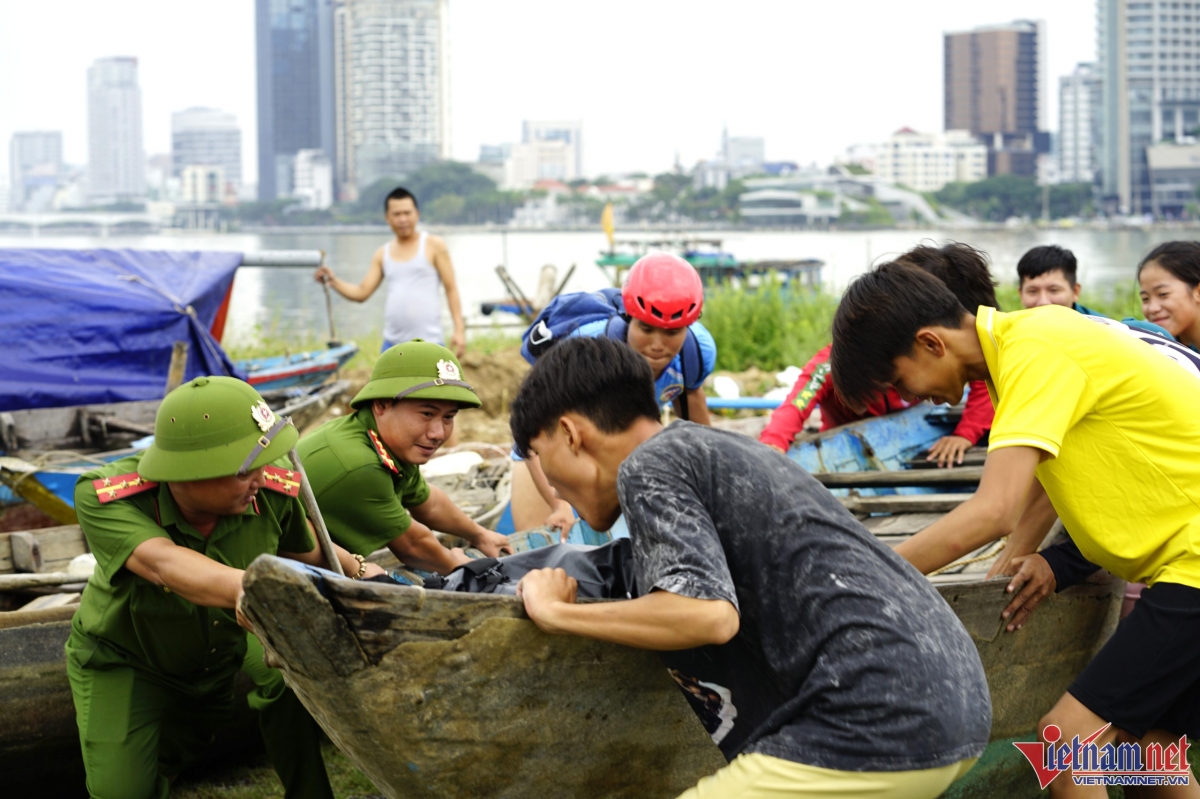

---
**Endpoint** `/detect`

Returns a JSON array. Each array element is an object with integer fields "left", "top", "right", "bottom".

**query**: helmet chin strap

[{"left": 238, "top": 416, "right": 292, "bottom": 475}]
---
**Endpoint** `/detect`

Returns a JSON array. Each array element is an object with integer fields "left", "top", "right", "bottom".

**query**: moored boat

[
  {"left": 242, "top": 551, "right": 1121, "bottom": 799},
  {"left": 236, "top": 343, "right": 359, "bottom": 391},
  {"left": 0, "top": 381, "right": 353, "bottom": 527}
]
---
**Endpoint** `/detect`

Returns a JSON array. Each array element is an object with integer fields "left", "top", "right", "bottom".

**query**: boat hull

[{"left": 243, "top": 556, "right": 1122, "bottom": 799}]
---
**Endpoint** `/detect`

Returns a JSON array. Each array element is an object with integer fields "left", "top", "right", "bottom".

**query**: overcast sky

[{"left": 0, "top": 0, "right": 1097, "bottom": 185}]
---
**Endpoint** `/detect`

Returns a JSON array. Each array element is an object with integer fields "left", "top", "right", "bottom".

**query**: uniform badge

[
  {"left": 368, "top": 429, "right": 400, "bottom": 474},
  {"left": 262, "top": 465, "right": 301, "bottom": 497},
  {"left": 251, "top": 400, "right": 277, "bottom": 432},
  {"left": 436, "top": 359, "right": 461, "bottom": 381},
  {"left": 93, "top": 473, "right": 158, "bottom": 504}
]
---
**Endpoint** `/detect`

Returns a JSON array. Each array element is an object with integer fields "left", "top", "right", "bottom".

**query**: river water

[{"left": 1, "top": 226, "right": 1192, "bottom": 348}]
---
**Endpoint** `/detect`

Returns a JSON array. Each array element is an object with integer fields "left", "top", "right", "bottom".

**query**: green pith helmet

[
  {"left": 351, "top": 339, "right": 481, "bottom": 410},
  {"left": 138, "top": 376, "right": 299, "bottom": 482}
]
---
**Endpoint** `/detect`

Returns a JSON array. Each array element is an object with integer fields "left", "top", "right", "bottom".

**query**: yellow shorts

[{"left": 676, "top": 753, "right": 979, "bottom": 799}]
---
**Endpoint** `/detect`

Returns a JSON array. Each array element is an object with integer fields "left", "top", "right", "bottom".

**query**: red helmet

[{"left": 622, "top": 252, "right": 704, "bottom": 329}]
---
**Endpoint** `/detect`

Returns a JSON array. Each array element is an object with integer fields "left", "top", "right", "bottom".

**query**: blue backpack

[{"left": 520, "top": 288, "right": 705, "bottom": 420}]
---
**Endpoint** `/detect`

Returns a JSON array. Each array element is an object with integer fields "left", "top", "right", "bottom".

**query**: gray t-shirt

[{"left": 616, "top": 422, "right": 991, "bottom": 772}]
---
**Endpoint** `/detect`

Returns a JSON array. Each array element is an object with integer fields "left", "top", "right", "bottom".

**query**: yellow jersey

[{"left": 977, "top": 305, "right": 1200, "bottom": 589}]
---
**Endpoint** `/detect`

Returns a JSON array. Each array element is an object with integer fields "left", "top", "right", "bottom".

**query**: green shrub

[{"left": 703, "top": 280, "right": 838, "bottom": 372}]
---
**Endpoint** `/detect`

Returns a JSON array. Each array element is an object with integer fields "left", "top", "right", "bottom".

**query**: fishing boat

[
  {"left": 596, "top": 235, "right": 823, "bottom": 290},
  {"left": 0, "top": 524, "right": 267, "bottom": 794},
  {"left": 236, "top": 343, "right": 359, "bottom": 392},
  {"left": 420, "top": 443, "right": 513, "bottom": 531},
  {"left": 242, "top": 546, "right": 1121, "bottom": 799},
  {"left": 0, "top": 381, "right": 353, "bottom": 527}
]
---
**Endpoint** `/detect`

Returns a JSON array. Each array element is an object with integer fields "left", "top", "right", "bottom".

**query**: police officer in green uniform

[
  {"left": 67, "top": 376, "right": 384, "bottom": 799},
  {"left": 299, "top": 339, "right": 510, "bottom": 574}
]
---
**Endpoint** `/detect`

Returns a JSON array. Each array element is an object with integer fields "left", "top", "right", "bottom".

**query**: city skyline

[{"left": 0, "top": 0, "right": 1095, "bottom": 186}]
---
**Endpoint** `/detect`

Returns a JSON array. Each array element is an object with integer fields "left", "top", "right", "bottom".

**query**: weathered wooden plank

[
  {"left": 10, "top": 533, "right": 42, "bottom": 573},
  {"left": 905, "top": 447, "right": 988, "bottom": 470},
  {"left": 0, "top": 573, "right": 77, "bottom": 591},
  {"left": 0, "top": 527, "right": 87, "bottom": 575},
  {"left": 860, "top": 512, "right": 946, "bottom": 536},
  {"left": 814, "top": 466, "right": 983, "bottom": 488},
  {"left": 840, "top": 494, "right": 969, "bottom": 515},
  {"left": 18, "top": 593, "right": 80, "bottom": 612}
]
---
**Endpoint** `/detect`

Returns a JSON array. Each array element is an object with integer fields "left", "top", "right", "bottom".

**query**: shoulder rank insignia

[
  {"left": 93, "top": 473, "right": 158, "bottom": 504},
  {"left": 367, "top": 429, "right": 400, "bottom": 474},
  {"left": 262, "top": 465, "right": 301, "bottom": 497}
]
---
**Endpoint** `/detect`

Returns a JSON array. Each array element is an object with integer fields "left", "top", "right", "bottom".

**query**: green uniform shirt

[
  {"left": 67, "top": 452, "right": 314, "bottom": 686},
  {"left": 296, "top": 408, "right": 430, "bottom": 557}
]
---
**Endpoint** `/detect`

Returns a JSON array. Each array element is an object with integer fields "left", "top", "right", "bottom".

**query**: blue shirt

[{"left": 573, "top": 319, "right": 718, "bottom": 406}]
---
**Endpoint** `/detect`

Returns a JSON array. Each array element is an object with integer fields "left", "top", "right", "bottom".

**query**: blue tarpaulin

[{"left": 0, "top": 248, "right": 246, "bottom": 411}]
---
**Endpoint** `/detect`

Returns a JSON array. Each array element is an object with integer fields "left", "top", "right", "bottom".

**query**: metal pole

[
  {"left": 319, "top": 250, "right": 340, "bottom": 346},
  {"left": 287, "top": 447, "right": 345, "bottom": 576}
]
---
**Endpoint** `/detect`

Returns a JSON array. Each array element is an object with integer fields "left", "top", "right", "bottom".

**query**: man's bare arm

[
  {"left": 987, "top": 480, "right": 1058, "bottom": 578},
  {"left": 677, "top": 388, "right": 712, "bottom": 426},
  {"left": 409, "top": 486, "right": 510, "bottom": 556},
  {"left": 895, "top": 446, "right": 1044, "bottom": 574},
  {"left": 314, "top": 249, "right": 385, "bottom": 302},
  {"left": 518, "top": 567, "right": 740, "bottom": 650},
  {"left": 385, "top": 517, "right": 469, "bottom": 575},
  {"left": 280, "top": 524, "right": 385, "bottom": 578},
  {"left": 429, "top": 237, "right": 466, "bottom": 356},
  {"left": 126, "top": 537, "right": 243, "bottom": 608}
]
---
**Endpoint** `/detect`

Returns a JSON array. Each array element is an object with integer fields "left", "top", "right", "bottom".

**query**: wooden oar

[
  {"left": 0, "top": 572, "right": 82, "bottom": 592},
  {"left": 287, "top": 447, "right": 345, "bottom": 576},
  {"left": 813, "top": 466, "right": 984, "bottom": 489}
]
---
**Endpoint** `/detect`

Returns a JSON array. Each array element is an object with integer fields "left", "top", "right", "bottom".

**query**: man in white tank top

[{"left": 315, "top": 187, "right": 466, "bottom": 356}]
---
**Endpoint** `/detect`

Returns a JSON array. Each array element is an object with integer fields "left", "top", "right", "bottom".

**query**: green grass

[
  {"left": 173, "top": 741, "right": 381, "bottom": 799},
  {"left": 994, "top": 283, "right": 1145, "bottom": 320},
  {"left": 702, "top": 281, "right": 839, "bottom": 372}
]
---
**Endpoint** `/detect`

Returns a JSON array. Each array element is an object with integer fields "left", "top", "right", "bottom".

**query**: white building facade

[
  {"left": 1059, "top": 63, "right": 1099, "bottom": 184},
  {"left": 1099, "top": 0, "right": 1200, "bottom": 214},
  {"left": 521, "top": 120, "right": 582, "bottom": 177},
  {"left": 87, "top": 57, "right": 145, "bottom": 203},
  {"left": 293, "top": 149, "right": 334, "bottom": 209},
  {"left": 181, "top": 165, "right": 225, "bottom": 204},
  {"left": 874, "top": 128, "right": 987, "bottom": 191},
  {"left": 334, "top": 0, "right": 450, "bottom": 196},
  {"left": 9, "top": 131, "right": 63, "bottom": 212},
  {"left": 171, "top": 108, "right": 242, "bottom": 192}
]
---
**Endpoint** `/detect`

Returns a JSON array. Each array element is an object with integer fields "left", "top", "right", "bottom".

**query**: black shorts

[{"left": 1068, "top": 582, "right": 1200, "bottom": 739}]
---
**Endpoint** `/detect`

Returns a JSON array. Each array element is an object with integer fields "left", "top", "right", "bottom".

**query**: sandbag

[{"left": 425, "top": 539, "right": 637, "bottom": 599}]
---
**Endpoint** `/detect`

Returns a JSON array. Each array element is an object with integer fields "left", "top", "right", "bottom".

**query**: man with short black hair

[
  {"left": 314, "top": 187, "right": 466, "bottom": 356},
  {"left": 1016, "top": 245, "right": 1103, "bottom": 315},
  {"left": 511, "top": 336, "right": 990, "bottom": 799},
  {"left": 829, "top": 262, "right": 1200, "bottom": 798}
]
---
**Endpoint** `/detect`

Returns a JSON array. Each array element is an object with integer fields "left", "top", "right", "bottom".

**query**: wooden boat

[
  {"left": 243, "top": 545, "right": 1121, "bottom": 799},
  {"left": 0, "top": 380, "right": 353, "bottom": 527},
  {"left": 420, "top": 443, "right": 512, "bottom": 531},
  {"left": 0, "top": 524, "right": 270, "bottom": 794},
  {"left": 236, "top": 343, "right": 359, "bottom": 391}
]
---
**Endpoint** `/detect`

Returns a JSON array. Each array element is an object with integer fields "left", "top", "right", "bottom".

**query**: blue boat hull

[{"left": 237, "top": 343, "right": 358, "bottom": 392}]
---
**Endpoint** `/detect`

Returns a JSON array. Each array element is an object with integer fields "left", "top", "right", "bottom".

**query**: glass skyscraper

[{"left": 255, "top": 0, "right": 336, "bottom": 201}]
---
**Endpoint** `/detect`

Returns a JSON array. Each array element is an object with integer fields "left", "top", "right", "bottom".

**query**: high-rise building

[
  {"left": 1059, "top": 63, "right": 1100, "bottom": 185},
  {"left": 87, "top": 57, "right": 145, "bottom": 203},
  {"left": 181, "top": 165, "right": 225, "bottom": 204},
  {"left": 1098, "top": 0, "right": 1200, "bottom": 215},
  {"left": 9, "top": 131, "right": 63, "bottom": 212},
  {"left": 334, "top": 0, "right": 450, "bottom": 197},
  {"left": 874, "top": 128, "right": 988, "bottom": 191},
  {"left": 944, "top": 20, "right": 1048, "bottom": 176},
  {"left": 256, "top": 0, "right": 337, "bottom": 201},
  {"left": 171, "top": 108, "right": 242, "bottom": 193}
]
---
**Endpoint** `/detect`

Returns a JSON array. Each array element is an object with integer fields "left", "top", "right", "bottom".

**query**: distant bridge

[{"left": 0, "top": 212, "right": 166, "bottom": 236}]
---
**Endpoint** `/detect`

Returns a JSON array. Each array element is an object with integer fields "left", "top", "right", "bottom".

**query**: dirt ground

[
  {"left": 303, "top": 348, "right": 530, "bottom": 446},
  {"left": 302, "top": 345, "right": 779, "bottom": 446}
]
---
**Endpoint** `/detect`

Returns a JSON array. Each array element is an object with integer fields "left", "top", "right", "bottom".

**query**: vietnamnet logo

[{"left": 1014, "top": 724, "right": 1192, "bottom": 788}]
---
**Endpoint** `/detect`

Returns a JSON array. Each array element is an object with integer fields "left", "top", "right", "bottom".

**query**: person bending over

[
  {"left": 511, "top": 336, "right": 990, "bottom": 799},
  {"left": 760, "top": 242, "right": 996, "bottom": 468},
  {"left": 512, "top": 252, "right": 717, "bottom": 534},
  {"left": 829, "top": 263, "right": 1200, "bottom": 798},
  {"left": 298, "top": 340, "right": 510, "bottom": 575}
]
